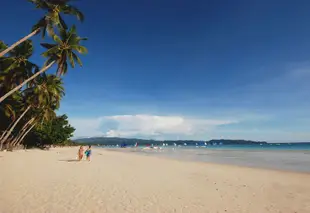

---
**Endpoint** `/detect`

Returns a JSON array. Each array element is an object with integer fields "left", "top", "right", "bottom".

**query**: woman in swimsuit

[
  {"left": 85, "top": 145, "right": 92, "bottom": 161},
  {"left": 78, "top": 146, "right": 84, "bottom": 161}
]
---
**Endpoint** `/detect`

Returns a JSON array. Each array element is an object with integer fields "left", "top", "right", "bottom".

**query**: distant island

[{"left": 74, "top": 137, "right": 268, "bottom": 146}]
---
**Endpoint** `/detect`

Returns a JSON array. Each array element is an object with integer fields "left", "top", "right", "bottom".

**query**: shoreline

[
  {"left": 1, "top": 147, "right": 310, "bottom": 213},
  {"left": 3, "top": 146, "right": 310, "bottom": 174},
  {"left": 103, "top": 147, "right": 310, "bottom": 174}
]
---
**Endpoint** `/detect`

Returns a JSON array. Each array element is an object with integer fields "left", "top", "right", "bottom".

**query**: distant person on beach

[
  {"left": 85, "top": 145, "right": 92, "bottom": 161},
  {"left": 78, "top": 146, "right": 84, "bottom": 161}
]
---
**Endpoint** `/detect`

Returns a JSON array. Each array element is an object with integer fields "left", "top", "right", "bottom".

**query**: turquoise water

[
  {"left": 104, "top": 143, "right": 310, "bottom": 173},
  {"left": 178, "top": 143, "right": 310, "bottom": 150}
]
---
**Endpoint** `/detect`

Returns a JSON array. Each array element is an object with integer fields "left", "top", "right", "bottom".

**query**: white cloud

[
  {"left": 70, "top": 114, "right": 237, "bottom": 139},
  {"left": 69, "top": 117, "right": 104, "bottom": 138}
]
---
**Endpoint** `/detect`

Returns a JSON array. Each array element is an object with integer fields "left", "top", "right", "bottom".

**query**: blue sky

[{"left": 2, "top": 0, "right": 310, "bottom": 141}]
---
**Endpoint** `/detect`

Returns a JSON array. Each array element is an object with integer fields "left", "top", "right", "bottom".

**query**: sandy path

[{"left": 0, "top": 148, "right": 310, "bottom": 213}]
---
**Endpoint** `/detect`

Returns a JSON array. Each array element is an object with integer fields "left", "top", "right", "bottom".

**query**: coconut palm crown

[{"left": 41, "top": 25, "right": 87, "bottom": 76}]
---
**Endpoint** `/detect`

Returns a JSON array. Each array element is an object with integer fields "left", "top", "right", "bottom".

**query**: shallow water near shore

[{"left": 105, "top": 144, "right": 310, "bottom": 173}]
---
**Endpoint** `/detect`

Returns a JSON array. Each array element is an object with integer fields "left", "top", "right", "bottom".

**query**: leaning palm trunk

[
  {"left": 0, "top": 117, "right": 16, "bottom": 141},
  {"left": 11, "top": 117, "right": 35, "bottom": 147},
  {"left": 1, "top": 106, "right": 31, "bottom": 145},
  {"left": 0, "top": 61, "right": 55, "bottom": 103},
  {"left": 0, "top": 128, "right": 9, "bottom": 142},
  {"left": 0, "top": 122, "right": 14, "bottom": 150},
  {"left": 0, "top": 137, "right": 5, "bottom": 150},
  {"left": 0, "top": 29, "right": 40, "bottom": 58},
  {"left": 11, "top": 118, "right": 34, "bottom": 146},
  {"left": 0, "top": 120, "right": 15, "bottom": 149},
  {"left": 16, "top": 123, "right": 36, "bottom": 147}
]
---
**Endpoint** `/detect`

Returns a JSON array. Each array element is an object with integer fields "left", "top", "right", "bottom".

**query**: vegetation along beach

[{"left": 1, "top": 1, "right": 310, "bottom": 213}]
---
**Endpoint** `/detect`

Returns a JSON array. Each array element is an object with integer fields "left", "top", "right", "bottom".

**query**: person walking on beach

[
  {"left": 78, "top": 146, "right": 84, "bottom": 161},
  {"left": 85, "top": 145, "right": 92, "bottom": 161}
]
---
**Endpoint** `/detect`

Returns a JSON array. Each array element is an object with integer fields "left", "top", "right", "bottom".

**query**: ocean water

[{"left": 104, "top": 144, "right": 310, "bottom": 173}]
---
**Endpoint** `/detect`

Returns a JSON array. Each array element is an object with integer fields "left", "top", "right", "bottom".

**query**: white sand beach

[{"left": 1, "top": 147, "right": 310, "bottom": 213}]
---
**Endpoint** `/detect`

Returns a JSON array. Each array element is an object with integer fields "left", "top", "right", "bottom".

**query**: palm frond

[
  {"left": 52, "top": 34, "right": 63, "bottom": 44},
  {"left": 58, "top": 14, "right": 68, "bottom": 30},
  {"left": 40, "top": 43, "right": 57, "bottom": 49},
  {"left": 43, "top": 56, "right": 57, "bottom": 67},
  {"left": 46, "top": 23, "right": 56, "bottom": 37},
  {"left": 72, "top": 45, "right": 88, "bottom": 54},
  {"left": 3, "top": 61, "right": 19, "bottom": 72},
  {"left": 0, "top": 40, "right": 8, "bottom": 52},
  {"left": 28, "top": 0, "right": 51, "bottom": 10},
  {"left": 68, "top": 25, "right": 77, "bottom": 35},
  {"left": 32, "top": 17, "right": 48, "bottom": 38},
  {"left": 68, "top": 51, "right": 75, "bottom": 68},
  {"left": 4, "top": 104, "right": 15, "bottom": 118},
  {"left": 41, "top": 45, "right": 60, "bottom": 57},
  {"left": 78, "top": 37, "right": 87, "bottom": 41},
  {"left": 71, "top": 52, "right": 82, "bottom": 67},
  {"left": 62, "top": 5, "right": 84, "bottom": 22},
  {"left": 26, "top": 62, "right": 40, "bottom": 73},
  {"left": 10, "top": 40, "right": 34, "bottom": 58},
  {"left": 58, "top": 27, "right": 68, "bottom": 40}
]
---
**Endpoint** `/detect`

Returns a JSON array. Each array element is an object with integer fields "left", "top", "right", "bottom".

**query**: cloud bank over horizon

[
  {"left": 70, "top": 114, "right": 237, "bottom": 139},
  {"left": 68, "top": 111, "right": 310, "bottom": 142}
]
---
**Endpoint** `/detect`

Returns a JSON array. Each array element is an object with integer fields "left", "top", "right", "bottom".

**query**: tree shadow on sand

[{"left": 58, "top": 159, "right": 80, "bottom": 162}]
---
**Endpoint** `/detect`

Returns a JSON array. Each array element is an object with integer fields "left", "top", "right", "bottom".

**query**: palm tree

[
  {"left": 12, "top": 74, "right": 64, "bottom": 147},
  {"left": 11, "top": 105, "right": 56, "bottom": 148},
  {"left": 0, "top": 26, "right": 87, "bottom": 103},
  {"left": 0, "top": 40, "right": 38, "bottom": 85},
  {"left": 0, "top": 87, "right": 23, "bottom": 150},
  {"left": 10, "top": 117, "right": 36, "bottom": 147},
  {"left": 0, "top": 105, "right": 31, "bottom": 148},
  {"left": 0, "top": 99, "right": 19, "bottom": 150},
  {"left": 0, "top": 72, "right": 45, "bottom": 146},
  {"left": 0, "top": 104, "right": 16, "bottom": 142},
  {"left": 29, "top": 73, "right": 65, "bottom": 107},
  {"left": 0, "top": 40, "right": 34, "bottom": 147},
  {"left": 41, "top": 25, "right": 87, "bottom": 76},
  {"left": 13, "top": 121, "right": 36, "bottom": 147},
  {"left": 0, "top": 0, "right": 84, "bottom": 58},
  {"left": 0, "top": 41, "right": 8, "bottom": 71},
  {"left": 15, "top": 106, "right": 56, "bottom": 147},
  {"left": 0, "top": 40, "right": 39, "bottom": 102}
]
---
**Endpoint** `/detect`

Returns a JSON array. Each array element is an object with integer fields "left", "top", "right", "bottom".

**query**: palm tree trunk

[
  {"left": 0, "top": 138, "right": 4, "bottom": 151},
  {"left": 0, "top": 120, "right": 14, "bottom": 141},
  {"left": 1, "top": 106, "right": 31, "bottom": 144},
  {"left": 0, "top": 61, "right": 55, "bottom": 103},
  {"left": 11, "top": 118, "right": 35, "bottom": 147},
  {"left": 0, "top": 121, "right": 15, "bottom": 150},
  {"left": 0, "top": 29, "right": 40, "bottom": 58},
  {"left": 16, "top": 123, "right": 36, "bottom": 146}
]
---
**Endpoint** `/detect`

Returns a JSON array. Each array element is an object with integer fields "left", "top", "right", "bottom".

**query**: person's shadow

[{"left": 58, "top": 159, "right": 80, "bottom": 162}]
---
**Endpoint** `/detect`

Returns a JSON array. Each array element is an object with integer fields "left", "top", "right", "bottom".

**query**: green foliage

[
  {"left": 29, "top": 0, "right": 84, "bottom": 38},
  {"left": 0, "top": 40, "right": 39, "bottom": 89},
  {"left": 26, "top": 114, "right": 75, "bottom": 147},
  {"left": 0, "top": 0, "right": 87, "bottom": 150},
  {"left": 0, "top": 41, "right": 8, "bottom": 52},
  {"left": 41, "top": 25, "right": 87, "bottom": 76}
]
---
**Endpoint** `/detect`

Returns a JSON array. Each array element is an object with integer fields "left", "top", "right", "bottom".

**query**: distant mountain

[{"left": 73, "top": 137, "right": 268, "bottom": 146}]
